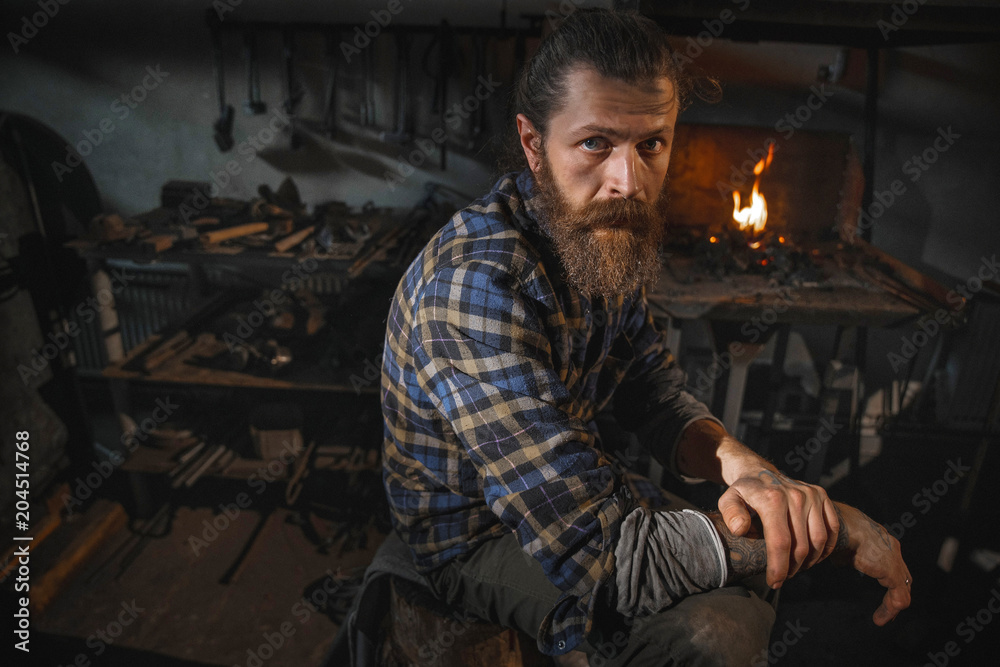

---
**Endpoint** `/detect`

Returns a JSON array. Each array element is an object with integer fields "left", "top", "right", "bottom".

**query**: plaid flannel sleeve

[
  {"left": 613, "top": 292, "right": 724, "bottom": 480},
  {"left": 412, "top": 262, "right": 632, "bottom": 654}
]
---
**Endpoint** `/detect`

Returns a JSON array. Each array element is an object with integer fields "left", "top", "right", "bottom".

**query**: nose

[{"left": 606, "top": 149, "right": 641, "bottom": 200}]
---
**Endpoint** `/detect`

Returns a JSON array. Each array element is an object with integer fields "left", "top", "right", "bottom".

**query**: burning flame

[{"left": 732, "top": 144, "right": 773, "bottom": 236}]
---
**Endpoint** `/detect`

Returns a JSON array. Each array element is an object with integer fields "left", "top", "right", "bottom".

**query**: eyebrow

[{"left": 572, "top": 124, "right": 674, "bottom": 141}]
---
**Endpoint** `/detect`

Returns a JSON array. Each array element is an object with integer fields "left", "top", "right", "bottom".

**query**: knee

[
  {"left": 674, "top": 600, "right": 774, "bottom": 665},
  {"left": 622, "top": 590, "right": 776, "bottom": 666}
]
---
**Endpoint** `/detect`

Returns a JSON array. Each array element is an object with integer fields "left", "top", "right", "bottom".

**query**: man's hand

[
  {"left": 718, "top": 467, "right": 840, "bottom": 589},
  {"left": 676, "top": 420, "right": 839, "bottom": 589},
  {"left": 831, "top": 502, "right": 913, "bottom": 626},
  {"left": 706, "top": 501, "right": 912, "bottom": 626}
]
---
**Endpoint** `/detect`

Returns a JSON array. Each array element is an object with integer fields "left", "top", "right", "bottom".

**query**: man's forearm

[
  {"left": 705, "top": 502, "right": 856, "bottom": 584},
  {"left": 675, "top": 419, "right": 778, "bottom": 485}
]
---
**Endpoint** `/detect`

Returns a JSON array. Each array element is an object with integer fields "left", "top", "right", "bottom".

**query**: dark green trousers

[{"left": 426, "top": 515, "right": 777, "bottom": 666}]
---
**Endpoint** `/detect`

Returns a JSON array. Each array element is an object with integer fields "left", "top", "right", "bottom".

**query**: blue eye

[{"left": 581, "top": 138, "right": 603, "bottom": 151}]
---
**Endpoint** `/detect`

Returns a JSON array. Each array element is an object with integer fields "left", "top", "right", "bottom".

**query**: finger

[
  {"left": 820, "top": 498, "right": 840, "bottom": 559},
  {"left": 785, "top": 488, "right": 811, "bottom": 578},
  {"left": 717, "top": 487, "right": 753, "bottom": 536},
  {"left": 803, "top": 499, "right": 831, "bottom": 570},
  {"left": 873, "top": 581, "right": 912, "bottom": 626},
  {"left": 873, "top": 564, "right": 913, "bottom": 626},
  {"left": 757, "top": 502, "right": 792, "bottom": 588}
]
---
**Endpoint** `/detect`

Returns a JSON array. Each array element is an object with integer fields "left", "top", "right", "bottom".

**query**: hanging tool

[
  {"left": 360, "top": 41, "right": 376, "bottom": 129},
  {"left": 208, "top": 11, "right": 235, "bottom": 152},
  {"left": 243, "top": 27, "right": 267, "bottom": 115},
  {"left": 282, "top": 28, "right": 304, "bottom": 149},
  {"left": 462, "top": 33, "right": 488, "bottom": 151},
  {"left": 422, "top": 20, "right": 454, "bottom": 169},
  {"left": 379, "top": 33, "right": 412, "bottom": 143},
  {"left": 323, "top": 31, "right": 340, "bottom": 138}
]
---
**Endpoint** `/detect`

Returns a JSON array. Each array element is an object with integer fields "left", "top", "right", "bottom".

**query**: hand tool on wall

[
  {"left": 282, "top": 28, "right": 303, "bottom": 150},
  {"left": 361, "top": 43, "right": 376, "bottom": 129},
  {"left": 422, "top": 20, "right": 454, "bottom": 169},
  {"left": 323, "top": 31, "right": 340, "bottom": 138},
  {"left": 243, "top": 28, "right": 267, "bottom": 115},
  {"left": 208, "top": 11, "right": 235, "bottom": 152},
  {"left": 471, "top": 35, "right": 487, "bottom": 147},
  {"left": 379, "top": 33, "right": 412, "bottom": 143}
]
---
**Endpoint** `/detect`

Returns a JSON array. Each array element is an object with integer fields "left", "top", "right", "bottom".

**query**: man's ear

[{"left": 516, "top": 114, "right": 543, "bottom": 173}]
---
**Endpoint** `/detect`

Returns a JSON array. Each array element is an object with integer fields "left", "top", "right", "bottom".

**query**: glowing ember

[
  {"left": 732, "top": 143, "right": 774, "bottom": 236},
  {"left": 709, "top": 235, "right": 718, "bottom": 243}
]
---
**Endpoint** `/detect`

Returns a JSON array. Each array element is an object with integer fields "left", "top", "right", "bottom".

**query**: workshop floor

[
  {"left": 17, "top": 430, "right": 1000, "bottom": 667},
  {"left": 25, "top": 499, "right": 383, "bottom": 667}
]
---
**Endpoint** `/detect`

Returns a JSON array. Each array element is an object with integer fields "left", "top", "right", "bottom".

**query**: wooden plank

[{"left": 31, "top": 500, "right": 128, "bottom": 614}]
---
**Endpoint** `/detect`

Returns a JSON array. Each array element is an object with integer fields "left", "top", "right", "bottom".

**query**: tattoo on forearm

[
  {"left": 863, "top": 514, "right": 893, "bottom": 550},
  {"left": 707, "top": 513, "right": 767, "bottom": 584},
  {"left": 834, "top": 504, "right": 850, "bottom": 552}
]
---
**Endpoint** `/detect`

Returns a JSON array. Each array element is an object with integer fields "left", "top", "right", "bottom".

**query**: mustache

[{"left": 574, "top": 197, "right": 662, "bottom": 231}]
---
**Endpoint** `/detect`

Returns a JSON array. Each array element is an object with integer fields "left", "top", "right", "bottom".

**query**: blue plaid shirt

[{"left": 381, "top": 169, "right": 718, "bottom": 654}]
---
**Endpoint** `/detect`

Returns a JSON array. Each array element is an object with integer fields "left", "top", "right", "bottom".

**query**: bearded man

[{"left": 379, "top": 8, "right": 911, "bottom": 664}]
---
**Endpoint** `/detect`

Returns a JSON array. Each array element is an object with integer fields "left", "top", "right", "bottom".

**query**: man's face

[{"left": 518, "top": 67, "right": 679, "bottom": 299}]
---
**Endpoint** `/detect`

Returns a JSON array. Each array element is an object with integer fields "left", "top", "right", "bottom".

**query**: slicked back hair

[{"left": 503, "top": 8, "right": 710, "bottom": 172}]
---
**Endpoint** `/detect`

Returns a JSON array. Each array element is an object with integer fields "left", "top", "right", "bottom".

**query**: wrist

[
  {"left": 716, "top": 437, "right": 776, "bottom": 487},
  {"left": 832, "top": 502, "right": 862, "bottom": 554}
]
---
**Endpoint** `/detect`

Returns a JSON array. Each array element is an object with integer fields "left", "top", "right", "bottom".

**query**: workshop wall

[
  {"left": 0, "top": 0, "right": 582, "bottom": 223},
  {"left": 2, "top": 0, "right": 997, "bottom": 392}
]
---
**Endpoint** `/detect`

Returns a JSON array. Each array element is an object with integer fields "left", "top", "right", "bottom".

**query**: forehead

[{"left": 553, "top": 66, "right": 678, "bottom": 132}]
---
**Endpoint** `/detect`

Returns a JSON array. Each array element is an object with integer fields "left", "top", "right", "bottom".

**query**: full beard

[{"left": 531, "top": 155, "right": 670, "bottom": 301}]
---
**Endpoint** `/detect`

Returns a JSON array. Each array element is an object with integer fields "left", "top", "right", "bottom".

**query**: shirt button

[{"left": 557, "top": 641, "right": 566, "bottom": 650}]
